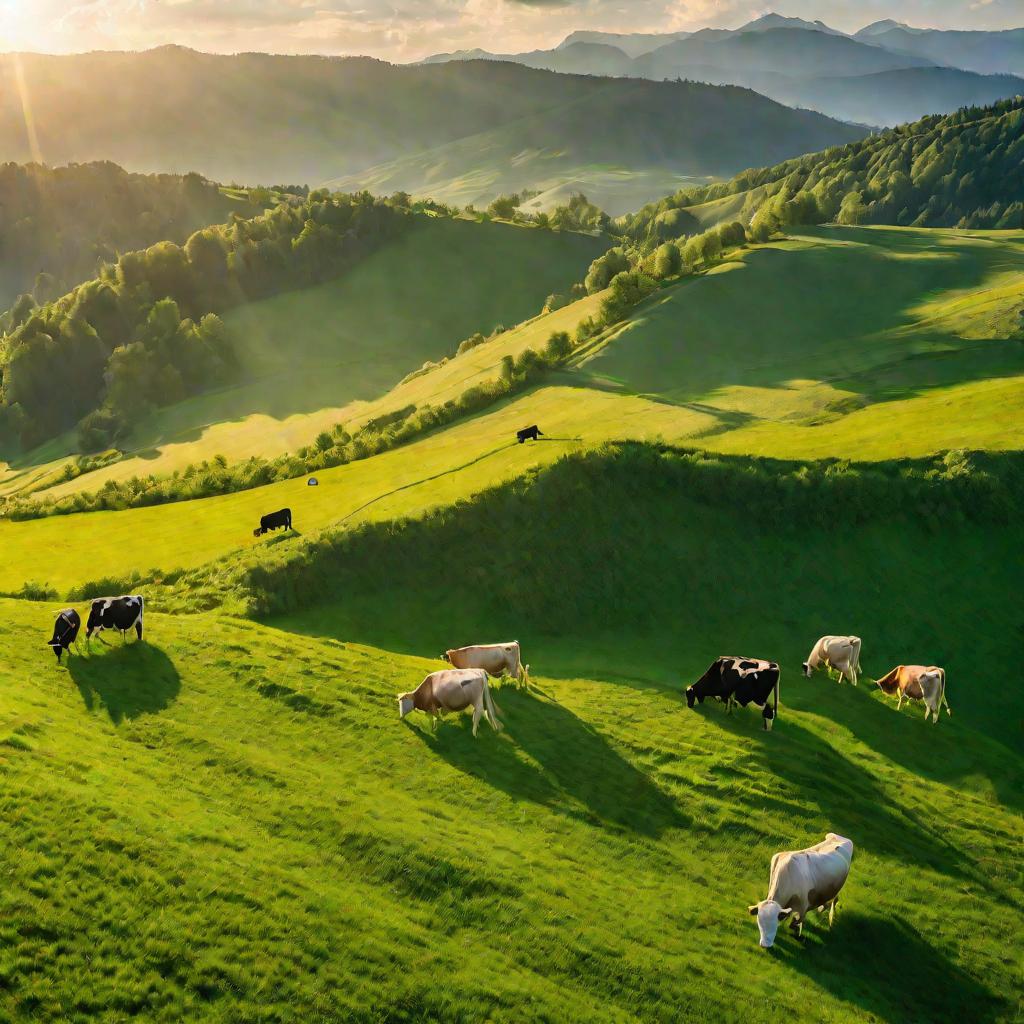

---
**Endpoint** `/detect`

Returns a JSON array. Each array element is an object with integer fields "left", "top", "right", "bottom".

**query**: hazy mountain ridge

[
  {"left": 424, "top": 14, "right": 1024, "bottom": 127},
  {"left": 0, "top": 49, "right": 863, "bottom": 213}
]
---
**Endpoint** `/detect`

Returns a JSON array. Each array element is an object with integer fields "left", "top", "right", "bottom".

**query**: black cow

[
  {"left": 86, "top": 595, "right": 144, "bottom": 644},
  {"left": 517, "top": 425, "right": 543, "bottom": 444},
  {"left": 47, "top": 608, "right": 81, "bottom": 664},
  {"left": 254, "top": 508, "right": 292, "bottom": 537},
  {"left": 686, "top": 656, "right": 780, "bottom": 731}
]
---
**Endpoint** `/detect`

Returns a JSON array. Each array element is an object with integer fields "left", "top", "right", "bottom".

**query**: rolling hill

[
  {"left": 0, "top": 49, "right": 863, "bottom": 211},
  {"left": 5, "top": 224, "right": 1024, "bottom": 579}
]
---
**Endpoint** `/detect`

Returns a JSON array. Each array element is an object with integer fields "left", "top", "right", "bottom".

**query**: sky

[{"left": 0, "top": 0, "right": 1020, "bottom": 63}]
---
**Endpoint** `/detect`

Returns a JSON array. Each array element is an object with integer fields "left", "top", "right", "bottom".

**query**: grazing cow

[
  {"left": 47, "top": 608, "right": 81, "bottom": 664},
  {"left": 254, "top": 507, "right": 292, "bottom": 537},
  {"left": 748, "top": 833, "right": 854, "bottom": 947},
  {"left": 803, "top": 635, "right": 862, "bottom": 686},
  {"left": 397, "top": 668, "right": 503, "bottom": 736},
  {"left": 86, "top": 595, "right": 144, "bottom": 644},
  {"left": 686, "top": 656, "right": 780, "bottom": 730},
  {"left": 443, "top": 642, "right": 529, "bottom": 687},
  {"left": 516, "top": 425, "right": 543, "bottom": 443},
  {"left": 875, "top": 665, "right": 951, "bottom": 723}
]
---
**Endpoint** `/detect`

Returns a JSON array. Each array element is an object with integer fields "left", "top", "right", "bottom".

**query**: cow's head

[
  {"left": 397, "top": 693, "right": 415, "bottom": 719},
  {"left": 747, "top": 900, "right": 793, "bottom": 948},
  {"left": 685, "top": 686, "right": 696, "bottom": 709},
  {"left": 253, "top": 527, "right": 263, "bottom": 538},
  {"left": 47, "top": 636, "right": 64, "bottom": 663},
  {"left": 801, "top": 661, "right": 811, "bottom": 678},
  {"left": 441, "top": 651, "right": 451, "bottom": 663}
]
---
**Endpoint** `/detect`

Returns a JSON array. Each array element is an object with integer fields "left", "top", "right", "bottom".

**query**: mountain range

[
  {"left": 0, "top": 48, "right": 863, "bottom": 214},
  {"left": 424, "top": 13, "right": 1024, "bottom": 127}
]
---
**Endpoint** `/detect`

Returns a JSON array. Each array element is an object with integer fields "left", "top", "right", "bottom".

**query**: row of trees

[
  {"left": 0, "top": 162, "right": 273, "bottom": 309},
  {"left": 0, "top": 191, "right": 410, "bottom": 450},
  {"left": 622, "top": 97, "right": 1024, "bottom": 243}
]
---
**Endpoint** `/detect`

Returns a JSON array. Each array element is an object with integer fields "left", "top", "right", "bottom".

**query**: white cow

[
  {"left": 803, "top": 635, "right": 862, "bottom": 686},
  {"left": 748, "top": 833, "right": 854, "bottom": 948},
  {"left": 397, "top": 668, "right": 503, "bottom": 736},
  {"left": 444, "top": 642, "right": 530, "bottom": 687}
]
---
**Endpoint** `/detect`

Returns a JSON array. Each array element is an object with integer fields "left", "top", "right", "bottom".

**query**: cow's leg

[
  {"left": 471, "top": 699, "right": 482, "bottom": 737},
  {"left": 135, "top": 621, "right": 143, "bottom": 641},
  {"left": 896, "top": 692, "right": 904, "bottom": 711},
  {"left": 828, "top": 899, "right": 837, "bottom": 927}
]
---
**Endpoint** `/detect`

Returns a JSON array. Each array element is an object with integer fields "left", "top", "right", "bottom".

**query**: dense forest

[
  {"left": 0, "top": 191, "right": 408, "bottom": 451},
  {"left": 0, "top": 162, "right": 277, "bottom": 309},
  {"left": 621, "top": 97, "right": 1024, "bottom": 245}
]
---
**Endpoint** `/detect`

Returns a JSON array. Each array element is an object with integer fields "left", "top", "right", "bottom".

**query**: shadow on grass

[
  {"left": 68, "top": 642, "right": 180, "bottom": 723},
  {"left": 776, "top": 913, "right": 1006, "bottom": 1024},
  {"left": 408, "top": 687, "right": 687, "bottom": 837},
  {"left": 688, "top": 702, "right": 977, "bottom": 884},
  {"left": 804, "top": 679, "right": 1024, "bottom": 815}
]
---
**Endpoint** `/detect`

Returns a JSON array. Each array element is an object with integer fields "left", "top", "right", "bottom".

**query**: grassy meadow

[
  {"left": 0, "top": 206, "right": 1021, "bottom": 1023},
  {"left": 0, "top": 588, "right": 1019, "bottom": 1022},
  {"left": 0, "top": 217, "right": 607, "bottom": 500}
]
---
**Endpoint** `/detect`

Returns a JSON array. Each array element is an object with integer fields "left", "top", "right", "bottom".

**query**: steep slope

[
  {"left": 0, "top": 593, "right": 1017, "bottom": 1021},
  {"left": 0, "top": 49, "right": 862, "bottom": 200}
]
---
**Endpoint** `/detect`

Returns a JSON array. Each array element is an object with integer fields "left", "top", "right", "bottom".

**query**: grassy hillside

[
  {"left": 0, "top": 49, "right": 864, "bottom": 208},
  {"left": 0, "top": 218, "right": 606, "bottom": 497},
  {"left": 623, "top": 98, "right": 1024, "bottom": 240},
  {"left": 0, "top": 457, "right": 1019, "bottom": 1019}
]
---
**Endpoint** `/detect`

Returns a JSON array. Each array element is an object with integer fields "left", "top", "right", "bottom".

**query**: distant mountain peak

[
  {"left": 737, "top": 13, "right": 847, "bottom": 36},
  {"left": 855, "top": 20, "right": 926, "bottom": 37}
]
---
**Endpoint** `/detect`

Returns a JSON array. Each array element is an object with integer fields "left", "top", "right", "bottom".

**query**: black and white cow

[
  {"left": 47, "top": 608, "right": 81, "bottom": 664},
  {"left": 516, "top": 425, "right": 543, "bottom": 444},
  {"left": 254, "top": 507, "right": 292, "bottom": 537},
  {"left": 686, "top": 656, "right": 780, "bottom": 730},
  {"left": 86, "top": 595, "right": 144, "bottom": 644}
]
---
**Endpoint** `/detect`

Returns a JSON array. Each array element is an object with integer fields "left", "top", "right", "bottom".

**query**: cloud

[{"left": 5, "top": 0, "right": 1021, "bottom": 61}]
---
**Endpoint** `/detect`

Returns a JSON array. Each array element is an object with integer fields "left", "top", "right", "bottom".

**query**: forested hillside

[
  {"left": 0, "top": 191, "right": 408, "bottom": 450},
  {"left": 0, "top": 49, "right": 863, "bottom": 210},
  {"left": 0, "top": 162, "right": 265, "bottom": 309},
  {"left": 622, "top": 97, "right": 1024, "bottom": 244}
]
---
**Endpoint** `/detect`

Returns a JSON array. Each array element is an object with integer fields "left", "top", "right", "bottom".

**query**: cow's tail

[
  {"left": 939, "top": 668, "right": 951, "bottom": 717},
  {"left": 137, "top": 594, "right": 145, "bottom": 641},
  {"left": 482, "top": 677, "right": 503, "bottom": 732}
]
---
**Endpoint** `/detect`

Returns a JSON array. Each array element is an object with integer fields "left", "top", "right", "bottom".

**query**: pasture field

[
  {"left": 0, "top": 217, "right": 607, "bottom": 500},
  {"left": 0, "top": 591, "right": 1020, "bottom": 1022},
  {"left": 12, "top": 224, "right": 1024, "bottom": 506}
]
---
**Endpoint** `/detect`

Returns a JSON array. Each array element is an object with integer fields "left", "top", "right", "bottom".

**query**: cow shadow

[
  {"left": 776, "top": 914, "right": 1006, "bottom": 1024},
  {"left": 822, "top": 683, "right": 1024, "bottom": 814},
  {"left": 408, "top": 687, "right": 687, "bottom": 838},
  {"left": 67, "top": 642, "right": 180, "bottom": 723},
  {"left": 686, "top": 702, "right": 978, "bottom": 885}
]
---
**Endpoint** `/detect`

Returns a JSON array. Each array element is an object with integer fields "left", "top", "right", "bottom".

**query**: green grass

[
  {"left": 0, "top": 556, "right": 1018, "bottom": 1022},
  {"left": 0, "top": 216, "right": 606, "bottom": 499}
]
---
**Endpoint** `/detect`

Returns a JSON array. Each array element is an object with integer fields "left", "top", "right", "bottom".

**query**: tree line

[
  {"left": 0, "top": 161, "right": 272, "bottom": 310},
  {"left": 0, "top": 190, "right": 410, "bottom": 450},
  {"left": 621, "top": 97, "right": 1024, "bottom": 243}
]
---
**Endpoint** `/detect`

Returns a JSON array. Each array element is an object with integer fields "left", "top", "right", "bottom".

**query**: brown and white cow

[
  {"left": 803, "top": 635, "right": 862, "bottom": 686},
  {"left": 875, "top": 665, "right": 951, "bottom": 723},
  {"left": 397, "top": 668, "right": 503, "bottom": 736},
  {"left": 443, "top": 642, "right": 529, "bottom": 687}
]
